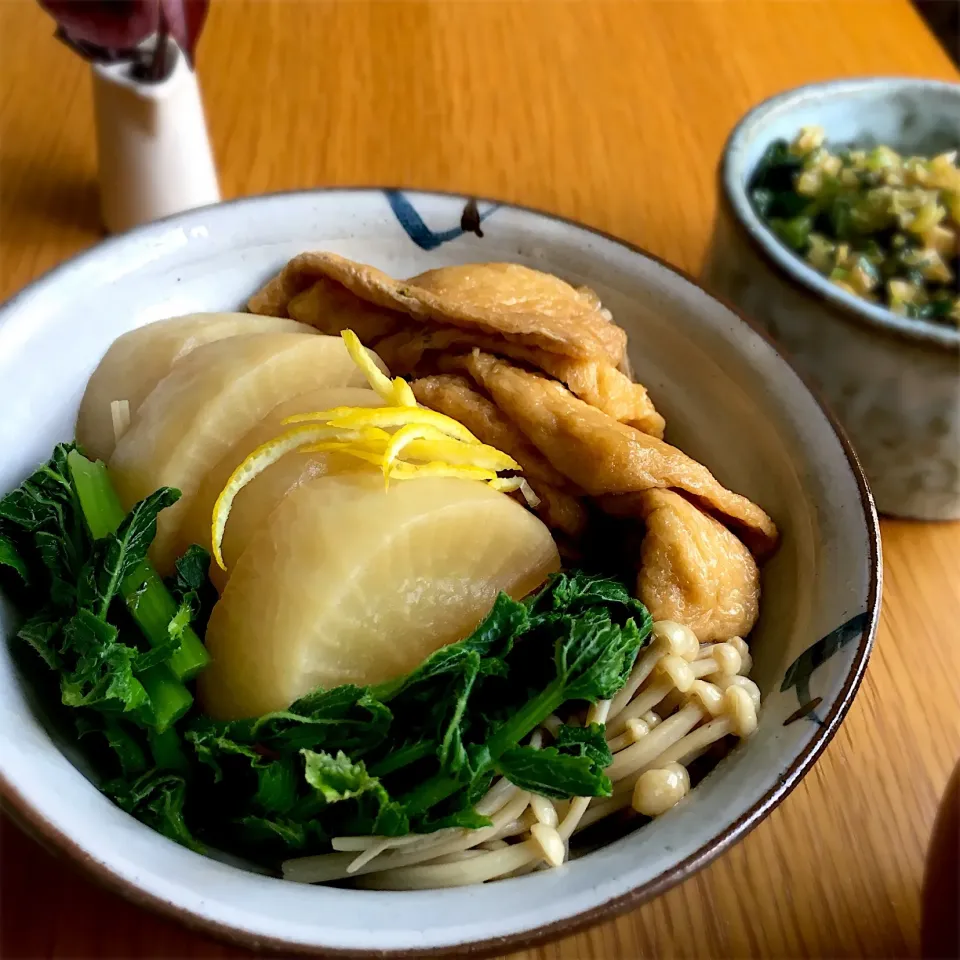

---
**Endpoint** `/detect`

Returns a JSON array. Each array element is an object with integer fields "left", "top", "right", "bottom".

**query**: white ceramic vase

[{"left": 91, "top": 43, "right": 220, "bottom": 234}]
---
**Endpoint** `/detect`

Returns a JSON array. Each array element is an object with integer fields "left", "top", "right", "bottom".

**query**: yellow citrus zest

[
  {"left": 281, "top": 406, "right": 373, "bottom": 426},
  {"left": 341, "top": 328, "right": 416, "bottom": 407},
  {"left": 293, "top": 406, "right": 481, "bottom": 444},
  {"left": 387, "top": 462, "right": 499, "bottom": 482},
  {"left": 380, "top": 424, "right": 416, "bottom": 490},
  {"left": 386, "top": 427, "right": 519, "bottom": 471},
  {"left": 211, "top": 330, "right": 533, "bottom": 571},
  {"left": 298, "top": 443, "right": 385, "bottom": 466},
  {"left": 210, "top": 423, "right": 379, "bottom": 570}
]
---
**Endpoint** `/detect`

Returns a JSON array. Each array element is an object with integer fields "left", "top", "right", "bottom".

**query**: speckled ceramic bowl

[
  {"left": 705, "top": 77, "right": 960, "bottom": 520},
  {"left": 0, "top": 190, "right": 880, "bottom": 956}
]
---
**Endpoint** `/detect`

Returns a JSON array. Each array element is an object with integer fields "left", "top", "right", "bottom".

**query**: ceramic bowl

[
  {"left": 705, "top": 77, "right": 960, "bottom": 521},
  {"left": 0, "top": 190, "right": 880, "bottom": 956}
]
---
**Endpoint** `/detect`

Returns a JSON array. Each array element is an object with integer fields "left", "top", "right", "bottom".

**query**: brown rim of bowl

[
  {"left": 0, "top": 187, "right": 883, "bottom": 959},
  {"left": 717, "top": 76, "right": 960, "bottom": 354}
]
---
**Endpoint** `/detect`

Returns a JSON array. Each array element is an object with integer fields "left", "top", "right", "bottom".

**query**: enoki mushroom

[{"left": 282, "top": 620, "right": 760, "bottom": 890}]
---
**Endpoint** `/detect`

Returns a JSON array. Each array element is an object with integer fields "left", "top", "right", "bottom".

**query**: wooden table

[{"left": 2, "top": 1, "right": 958, "bottom": 957}]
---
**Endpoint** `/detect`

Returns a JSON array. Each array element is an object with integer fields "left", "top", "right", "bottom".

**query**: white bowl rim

[
  {"left": 720, "top": 75, "right": 960, "bottom": 353},
  {"left": 0, "top": 187, "right": 883, "bottom": 957}
]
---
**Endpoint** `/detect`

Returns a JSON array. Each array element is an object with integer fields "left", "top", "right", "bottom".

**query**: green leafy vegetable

[
  {"left": 93, "top": 486, "right": 180, "bottom": 618},
  {"left": 167, "top": 544, "right": 216, "bottom": 634},
  {"left": 555, "top": 722, "right": 614, "bottom": 769},
  {"left": 106, "top": 770, "right": 200, "bottom": 851},
  {"left": 388, "top": 579, "right": 650, "bottom": 821},
  {"left": 497, "top": 721, "right": 616, "bottom": 800},
  {"left": 17, "top": 610, "right": 62, "bottom": 669},
  {"left": 303, "top": 749, "right": 382, "bottom": 803},
  {"left": 301, "top": 750, "right": 409, "bottom": 836},
  {"left": 0, "top": 448, "right": 208, "bottom": 733},
  {"left": 170, "top": 544, "right": 210, "bottom": 597},
  {"left": 2, "top": 445, "right": 653, "bottom": 869},
  {"left": 234, "top": 815, "right": 313, "bottom": 853},
  {"left": 0, "top": 534, "right": 29, "bottom": 584},
  {"left": 254, "top": 756, "right": 298, "bottom": 814},
  {"left": 496, "top": 745, "right": 612, "bottom": 801},
  {"left": 58, "top": 609, "right": 148, "bottom": 713},
  {"left": 770, "top": 214, "right": 813, "bottom": 252},
  {"left": 76, "top": 714, "right": 148, "bottom": 778}
]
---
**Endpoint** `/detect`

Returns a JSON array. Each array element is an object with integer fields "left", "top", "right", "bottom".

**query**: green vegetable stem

[
  {"left": 0, "top": 444, "right": 210, "bottom": 734},
  {"left": 67, "top": 451, "right": 209, "bottom": 681}
]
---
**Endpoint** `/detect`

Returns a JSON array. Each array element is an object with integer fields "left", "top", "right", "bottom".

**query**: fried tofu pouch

[
  {"left": 249, "top": 253, "right": 625, "bottom": 362},
  {"left": 248, "top": 255, "right": 665, "bottom": 437},
  {"left": 378, "top": 327, "right": 664, "bottom": 437},
  {"left": 448, "top": 351, "right": 779, "bottom": 558},
  {"left": 605, "top": 489, "right": 761, "bottom": 641}
]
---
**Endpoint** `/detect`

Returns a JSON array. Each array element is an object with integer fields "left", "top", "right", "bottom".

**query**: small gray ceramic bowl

[
  {"left": 704, "top": 77, "right": 960, "bottom": 520},
  {"left": 0, "top": 190, "right": 880, "bottom": 955}
]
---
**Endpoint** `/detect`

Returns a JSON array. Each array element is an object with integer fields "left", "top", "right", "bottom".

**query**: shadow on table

[
  {"left": 0, "top": 815, "right": 251, "bottom": 960},
  {"left": 912, "top": 0, "right": 960, "bottom": 64},
  {"left": 0, "top": 156, "right": 102, "bottom": 245}
]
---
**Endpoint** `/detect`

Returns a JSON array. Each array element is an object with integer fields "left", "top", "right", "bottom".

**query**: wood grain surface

[{"left": 1, "top": 2, "right": 959, "bottom": 957}]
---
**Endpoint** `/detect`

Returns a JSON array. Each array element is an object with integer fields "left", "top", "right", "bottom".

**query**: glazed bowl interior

[
  {"left": 0, "top": 191, "right": 879, "bottom": 955},
  {"left": 722, "top": 77, "right": 960, "bottom": 348}
]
